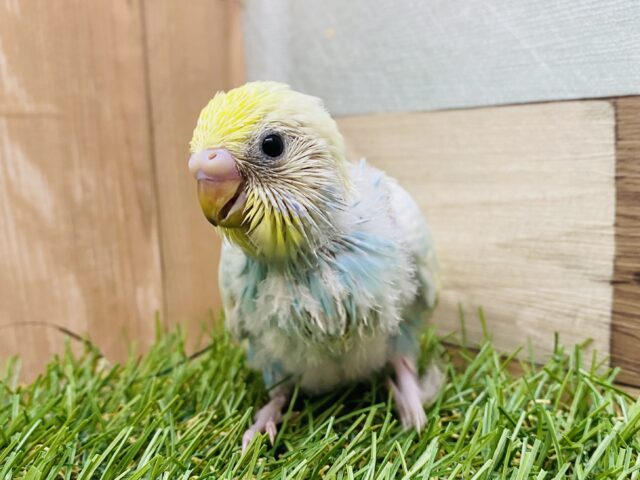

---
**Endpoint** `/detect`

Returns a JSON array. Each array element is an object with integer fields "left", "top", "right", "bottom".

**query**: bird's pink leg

[
  {"left": 387, "top": 356, "right": 431, "bottom": 430},
  {"left": 242, "top": 389, "right": 289, "bottom": 452}
]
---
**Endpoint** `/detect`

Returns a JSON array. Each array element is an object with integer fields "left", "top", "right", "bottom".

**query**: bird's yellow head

[{"left": 189, "top": 81, "right": 350, "bottom": 262}]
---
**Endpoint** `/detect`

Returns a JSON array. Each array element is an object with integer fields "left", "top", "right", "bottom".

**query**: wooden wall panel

[
  {"left": 612, "top": 97, "right": 640, "bottom": 385},
  {"left": 0, "top": 0, "right": 163, "bottom": 377},
  {"left": 338, "top": 101, "right": 617, "bottom": 364},
  {"left": 142, "top": 0, "right": 243, "bottom": 335}
]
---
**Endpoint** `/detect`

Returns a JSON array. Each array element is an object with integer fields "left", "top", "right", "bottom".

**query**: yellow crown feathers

[{"left": 190, "top": 82, "right": 290, "bottom": 155}]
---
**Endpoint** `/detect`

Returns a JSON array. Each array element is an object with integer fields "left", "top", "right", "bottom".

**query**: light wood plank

[
  {"left": 338, "top": 101, "right": 616, "bottom": 363},
  {"left": 244, "top": 0, "right": 640, "bottom": 116},
  {"left": 0, "top": 0, "right": 163, "bottom": 378},
  {"left": 143, "top": 0, "right": 243, "bottom": 334},
  {"left": 612, "top": 97, "right": 640, "bottom": 385}
]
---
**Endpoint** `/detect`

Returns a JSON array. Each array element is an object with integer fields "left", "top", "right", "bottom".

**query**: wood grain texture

[
  {"left": 142, "top": 0, "right": 243, "bottom": 333},
  {"left": 244, "top": 0, "right": 640, "bottom": 116},
  {"left": 338, "top": 101, "right": 617, "bottom": 363},
  {"left": 612, "top": 97, "right": 640, "bottom": 385},
  {"left": 0, "top": 0, "right": 163, "bottom": 377}
]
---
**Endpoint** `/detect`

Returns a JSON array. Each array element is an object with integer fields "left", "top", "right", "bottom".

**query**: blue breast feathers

[{"left": 229, "top": 228, "right": 417, "bottom": 351}]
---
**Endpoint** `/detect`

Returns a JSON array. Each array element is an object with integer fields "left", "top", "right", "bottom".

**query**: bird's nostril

[{"left": 208, "top": 152, "right": 218, "bottom": 160}]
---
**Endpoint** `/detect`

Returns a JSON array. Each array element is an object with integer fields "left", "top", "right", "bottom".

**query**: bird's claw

[
  {"left": 241, "top": 417, "right": 281, "bottom": 452},
  {"left": 388, "top": 377, "right": 427, "bottom": 430},
  {"left": 241, "top": 392, "right": 288, "bottom": 452},
  {"left": 388, "top": 356, "right": 438, "bottom": 431},
  {"left": 266, "top": 420, "right": 278, "bottom": 444},
  {"left": 242, "top": 428, "right": 257, "bottom": 452},
  {"left": 242, "top": 419, "right": 279, "bottom": 452}
]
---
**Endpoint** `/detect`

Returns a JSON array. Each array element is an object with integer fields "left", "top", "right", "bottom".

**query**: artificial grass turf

[{"left": 0, "top": 320, "right": 639, "bottom": 479}]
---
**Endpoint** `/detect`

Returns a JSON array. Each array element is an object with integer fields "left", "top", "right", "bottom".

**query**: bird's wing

[
  {"left": 385, "top": 174, "right": 440, "bottom": 357},
  {"left": 392, "top": 180, "right": 438, "bottom": 309}
]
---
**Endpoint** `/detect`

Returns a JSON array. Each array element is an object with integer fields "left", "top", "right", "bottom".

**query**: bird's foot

[
  {"left": 387, "top": 356, "right": 444, "bottom": 431},
  {"left": 242, "top": 391, "right": 288, "bottom": 452}
]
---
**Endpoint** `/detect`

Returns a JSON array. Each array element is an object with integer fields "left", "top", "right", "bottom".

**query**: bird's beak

[{"left": 188, "top": 148, "right": 246, "bottom": 228}]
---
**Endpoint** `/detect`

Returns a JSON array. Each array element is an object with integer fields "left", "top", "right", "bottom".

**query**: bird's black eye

[{"left": 261, "top": 134, "right": 284, "bottom": 158}]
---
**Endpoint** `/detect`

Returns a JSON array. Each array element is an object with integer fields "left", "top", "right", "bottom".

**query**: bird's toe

[
  {"left": 266, "top": 420, "right": 278, "bottom": 445},
  {"left": 242, "top": 428, "right": 257, "bottom": 452},
  {"left": 407, "top": 403, "right": 427, "bottom": 431},
  {"left": 388, "top": 374, "right": 428, "bottom": 432}
]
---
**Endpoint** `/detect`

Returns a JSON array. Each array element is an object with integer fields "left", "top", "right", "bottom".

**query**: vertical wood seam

[
  {"left": 138, "top": 0, "right": 168, "bottom": 322},
  {"left": 611, "top": 97, "right": 640, "bottom": 387}
]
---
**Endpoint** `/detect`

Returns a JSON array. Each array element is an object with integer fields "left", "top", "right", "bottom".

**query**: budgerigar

[{"left": 188, "top": 82, "right": 442, "bottom": 450}]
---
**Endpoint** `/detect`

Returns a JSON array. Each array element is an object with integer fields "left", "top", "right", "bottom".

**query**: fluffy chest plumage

[
  {"left": 221, "top": 236, "right": 417, "bottom": 391},
  {"left": 230, "top": 230, "right": 415, "bottom": 338}
]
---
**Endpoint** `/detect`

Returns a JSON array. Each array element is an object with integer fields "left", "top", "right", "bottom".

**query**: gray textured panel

[{"left": 244, "top": 0, "right": 640, "bottom": 116}]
